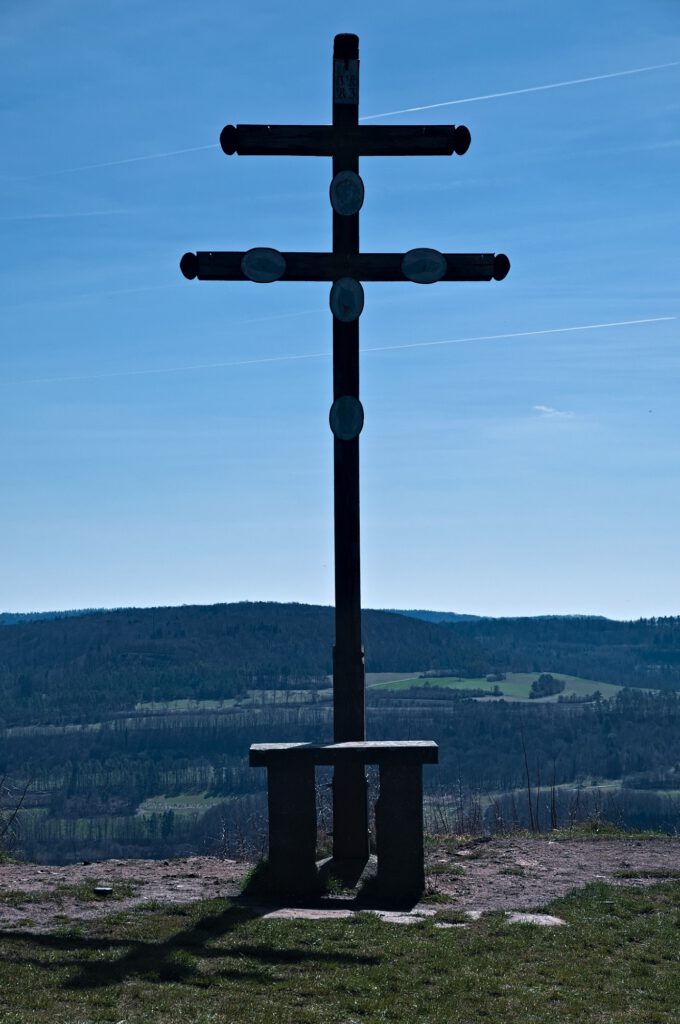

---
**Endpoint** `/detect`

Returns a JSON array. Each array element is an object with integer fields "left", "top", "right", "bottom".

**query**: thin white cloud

[
  {"left": 533, "top": 404, "right": 574, "bottom": 418},
  {"left": 360, "top": 60, "right": 680, "bottom": 121},
  {"left": 2, "top": 315, "right": 674, "bottom": 387}
]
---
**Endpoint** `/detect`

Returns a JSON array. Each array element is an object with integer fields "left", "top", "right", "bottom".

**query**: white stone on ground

[
  {"left": 262, "top": 908, "right": 354, "bottom": 920},
  {"left": 506, "top": 912, "right": 566, "bottom": 926}
]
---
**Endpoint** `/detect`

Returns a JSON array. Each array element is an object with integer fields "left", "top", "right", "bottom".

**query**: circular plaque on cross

[
  {"left": 329, "top": 277, "right": 364, "bottom": 322},
  {"left": 329, "top": 396, "right": 364, "bottom": 441},
  {"left": 329, "top": 171, "right": 365, "bottom": 216},
  {"left": 401, "top": 248, "right": 447, "bottom": 284},
  {"left": 240, "top": 247, "right": 286, "bottom": 283}
]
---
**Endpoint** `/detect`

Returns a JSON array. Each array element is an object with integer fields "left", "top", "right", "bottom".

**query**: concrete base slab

[
  {"left": 262, "top": 907, "right": 354, "bottom": 921},
  {"left": 255, "top": 904, "right": 438, "bottom": 925},
  {"left": 365, "top": 907, "right": 438, "bottom": 925}
]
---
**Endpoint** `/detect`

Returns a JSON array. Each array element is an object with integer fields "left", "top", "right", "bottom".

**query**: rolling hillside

[{"left": 1, "top": 603, "right": 680, "bottom": 728}]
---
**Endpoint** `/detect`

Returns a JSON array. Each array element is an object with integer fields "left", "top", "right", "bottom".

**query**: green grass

[
  {"left": 1, "top": 881, "right": 680, "bottom": 1022},
  {"left": 546, "top": 821, "right": 674, "bottom": 841},
  {"left": 614, "top": 868, "right": 680, "bottom": 879},
  {"left": 0, "top": 881, "right": 140, "bottom": 907},
  {"left": 371, "top": 671, "right": 628, "bottom": 701},
  {"left": 427, "top": 863, "right": 465, "bottom": 877}
]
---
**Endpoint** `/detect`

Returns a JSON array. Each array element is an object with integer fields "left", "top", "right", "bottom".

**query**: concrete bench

[{"left": 249, "top": 740, "right": 438, "bottom": 898}]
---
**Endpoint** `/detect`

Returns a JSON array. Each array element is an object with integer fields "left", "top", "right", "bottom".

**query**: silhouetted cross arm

[
  {"left": 219, "top": 123, "right": 471, "bottom": 157},
  {"left": 180, "top": 250, "right": 510, "bottom": 283}
]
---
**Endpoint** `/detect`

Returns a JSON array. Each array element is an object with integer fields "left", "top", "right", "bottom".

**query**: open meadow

[{"left": 369, "top": 671, "right": 626, "bottom": 700}]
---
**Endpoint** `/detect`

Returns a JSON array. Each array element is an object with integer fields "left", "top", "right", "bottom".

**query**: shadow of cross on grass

[{"left": 0, "top": 901, "right": 379, "bottom": 990}]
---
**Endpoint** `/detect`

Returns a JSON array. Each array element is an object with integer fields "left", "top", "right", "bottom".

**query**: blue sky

[{"left": 1, "top": 0, "right": 679, "bottom": 618}]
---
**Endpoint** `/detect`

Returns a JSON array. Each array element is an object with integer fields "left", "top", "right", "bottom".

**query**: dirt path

[{"left": 0, "top": 838, "right": 678, "bottom": 932}]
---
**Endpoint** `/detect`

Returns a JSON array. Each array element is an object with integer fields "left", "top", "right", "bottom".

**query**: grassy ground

[
  {"left": 134, "top": 676, "right": 426, "bottom": 711},
  {"left": 370, "top": 671, "right": 626, "bottom": 700},
  {"left": 1, "top": 880, "right": 679, "bottom": 1023}
]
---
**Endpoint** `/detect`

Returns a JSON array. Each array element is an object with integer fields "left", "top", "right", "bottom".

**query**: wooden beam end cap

[
  {"left": 180, "top": 252, "right": 198, "bottom": 280},
  {"left": 334, "top": 34, "right": 359, "bottom": 60}
]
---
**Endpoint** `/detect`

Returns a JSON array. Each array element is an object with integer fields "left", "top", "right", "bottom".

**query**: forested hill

[
  {"left": 0, "top": 603, "right": 486, "bottom": 727},
  {"left": 450, "top": 615, "right": 680, "bottom": 691},
  {"left": 0, "top": 609, "right": 100, "bottom": 625},
  {"left": 1, "top": 602, "right": 680, "bottom": 728},
  {"left": 384, "top": 609, "right": 480, "bottom": 624}
]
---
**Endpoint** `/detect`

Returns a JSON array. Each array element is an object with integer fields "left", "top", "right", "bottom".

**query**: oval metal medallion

[
  {"left": 329, "top": 277, "right": 364, "bottom": 322},
  {"left": 329, "top": 396, "right": 364, "bottom": 441},
  {"left": 329, "top": 170, "right": 365, "bottom": 216},
  {"left": 240, "top": 247, "right": 286, "bottom": 283},
  {"left": 401, "top": 248, "right": 447, "bottom": 284}
]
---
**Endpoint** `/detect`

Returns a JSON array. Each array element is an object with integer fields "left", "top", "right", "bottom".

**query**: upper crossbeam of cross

[{"left": 180, "top": 35, "right": 509, "bottom": 291}]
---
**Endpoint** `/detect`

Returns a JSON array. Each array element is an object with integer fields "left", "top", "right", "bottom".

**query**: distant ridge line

[
  {"left": 0, "top": 608, "right": 107, "bottom": 625},
  {"left": 0, "top": 602, "right": 642, "bottom": 626},
  {"left": 383, "top": 608, "right": 482, "bottom": 624}
]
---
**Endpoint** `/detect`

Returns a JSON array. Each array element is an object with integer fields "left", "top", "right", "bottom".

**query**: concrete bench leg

[
  {"left": 375, "top": 762, "right": 425, "bottom": 900},
  {"left": 266, "top": 762, "right": 318, "bottom": 893}
]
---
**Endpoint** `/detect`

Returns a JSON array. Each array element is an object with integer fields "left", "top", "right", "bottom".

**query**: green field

[
  {"left": 136, "top": 793, "right": 226, "bottom": 817},
  {"left": 136, "top": 688, "right": 338, "bottom": 712},
  {"left": 135, "top": 697, "right": 241, "bottom": 712},
  {"left": 1, "top": 881, "right": 679, "bottom": 1022},
  {"left": 369, "top": 671, "right": 626, "bottom": 701},
  {"left": 131, "top": 672, "right": 635, "bottom": 710}
]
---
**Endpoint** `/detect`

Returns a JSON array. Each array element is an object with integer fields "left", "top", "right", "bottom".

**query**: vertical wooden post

[{"left": 331, "top": 32, "right": 369, "bottom": 863}]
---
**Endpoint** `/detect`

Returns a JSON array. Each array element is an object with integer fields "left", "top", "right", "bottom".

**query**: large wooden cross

[{"left": 181, "top": 33, "right": 509, "bottom": 867}]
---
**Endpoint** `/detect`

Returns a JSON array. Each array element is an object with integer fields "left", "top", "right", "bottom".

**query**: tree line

[{"left": 4, "top": 688, "right": 680, "bottom": 862}]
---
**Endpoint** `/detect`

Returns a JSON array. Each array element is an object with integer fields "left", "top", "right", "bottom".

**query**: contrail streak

[
  {"left": 36, "top": 144, "right": 219, "bottom": 176},
  {"left": 359, "top": 316, "right": 676, "bottom": 354},
  {"left": 31, "top": 60, "right": 678, "bottom": 175},
  {"left": 0, "top": 208, "right": 132, "bottom": 222},
  {"left": 359, "top": 60, "right": 680, "bottom": 120},
  {"left": 3, "top": 316, "right": 674, "bottom": 387}
]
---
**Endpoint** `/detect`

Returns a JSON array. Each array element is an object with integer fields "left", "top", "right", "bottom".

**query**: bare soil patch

[
  {"left": 0, "top": 855, "right": 247, "bottom": 932},
  {"left": 425, "top": 836, "right": 680, "bottom": 911},
  {"left": 1, "top": 837, "right": 678, "bottom": 932}
]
